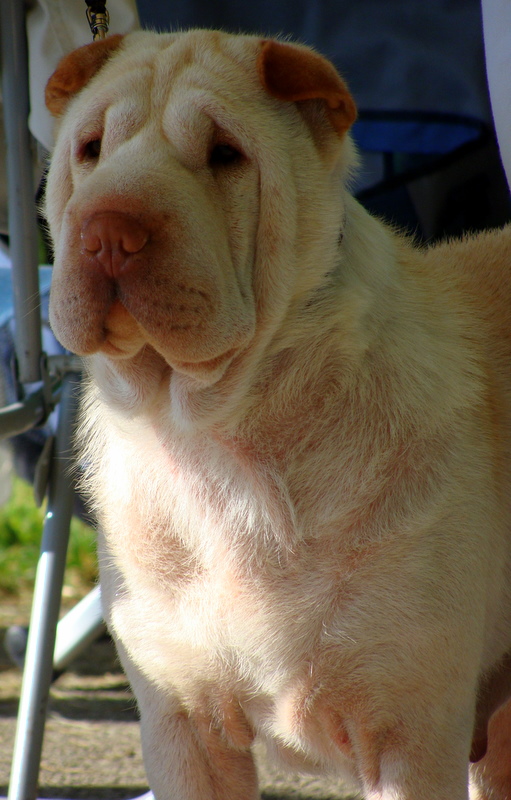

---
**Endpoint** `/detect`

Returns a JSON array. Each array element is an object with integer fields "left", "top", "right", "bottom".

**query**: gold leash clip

[{"left": 85, "top": 5, "right": 110, "bottom": 41}]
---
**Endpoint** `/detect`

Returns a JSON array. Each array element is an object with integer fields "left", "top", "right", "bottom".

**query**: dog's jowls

[{"left": 44, "top": 29, "right": 511, "bottom": 800}]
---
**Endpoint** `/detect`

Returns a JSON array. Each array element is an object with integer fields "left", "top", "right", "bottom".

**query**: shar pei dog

[{"left": 44, "top": 29, "right": 511, "bottom": 800}]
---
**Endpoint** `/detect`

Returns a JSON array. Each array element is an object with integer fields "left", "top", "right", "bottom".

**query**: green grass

[{"left": 0, "top": 476, "right": 98, "bottom": 598}]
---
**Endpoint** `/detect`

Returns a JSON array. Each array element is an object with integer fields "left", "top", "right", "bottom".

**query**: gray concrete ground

[{"left": 0, "top": 598, "right": 357, "bottom": 800}]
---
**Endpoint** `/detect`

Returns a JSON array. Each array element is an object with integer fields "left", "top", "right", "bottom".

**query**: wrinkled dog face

[{"left": 45, "top": 31, "right": 356, "bottom": 396}]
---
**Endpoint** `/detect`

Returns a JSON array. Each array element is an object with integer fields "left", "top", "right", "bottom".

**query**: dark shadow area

[
  {"left": 0, "top": 697, "right": 18, "bottom": 716},
  {"left": 0, "top": 786, "right": 149, "bottom": 800},
  {"left": 0, "top": 691, "right": 136, "bottom": 723},
  {"left": 47, "top": 694, "right": 138, "bottom": 723},
  {"left": 59, "top": 635, "right": 120, "bottom": 677},
  {"left": 0, "top": 787, "right": 356, "bottom": 800}
]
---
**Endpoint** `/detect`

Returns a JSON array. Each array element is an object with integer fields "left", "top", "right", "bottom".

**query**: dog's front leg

[
  {"left": 123, "top": 664, "right": 259, "bottom": 800},
  {"left": 470, "top": 694, "right": 511, "bottom": 800},
  {"left": 140, "top": 698, "right": 258, "bottom": 800},
  {"left": 350, "top": 701, "right": 473, "bottom": 800}
]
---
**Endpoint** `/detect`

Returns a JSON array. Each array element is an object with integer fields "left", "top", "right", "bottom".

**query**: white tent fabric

[{"left": 481, "top": 0, "right": 511, "bottom": 190}]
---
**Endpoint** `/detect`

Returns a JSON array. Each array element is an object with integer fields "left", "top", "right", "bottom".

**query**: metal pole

[
  {"left": 0, "top": 0, "right": 42, "bottom": 385},
  {"left": 8, "top": 373, "right": 80, "bottom": 800}
]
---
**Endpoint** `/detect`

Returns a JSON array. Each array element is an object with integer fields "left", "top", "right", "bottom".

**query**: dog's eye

[
  {"left": 81, "top": 139, "right": 102, "bottom": 161},
  {"left": 209, "top": 143, "right": 243, "bottom": 168}
]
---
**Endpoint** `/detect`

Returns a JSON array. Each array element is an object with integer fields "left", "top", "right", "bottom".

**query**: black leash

[{"left": 85, "top": 0, "right": 110, "bottom": 40}]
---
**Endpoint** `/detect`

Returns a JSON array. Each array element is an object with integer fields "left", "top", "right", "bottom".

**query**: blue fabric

[{"left": 352, "top": 116, "right": 485, "bottom": 156}]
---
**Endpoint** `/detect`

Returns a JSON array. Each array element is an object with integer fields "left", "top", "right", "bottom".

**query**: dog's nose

[{"left": 81, "top": 212, "right": 149, "bottom": 278}]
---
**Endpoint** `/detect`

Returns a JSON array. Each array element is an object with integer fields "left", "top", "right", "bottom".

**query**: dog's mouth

[
  {"left": 100, "top": 300, "right": 146, "bottom": 359},
  {"left": 100, "top": 299, "right": 238, "bottom": 382}
]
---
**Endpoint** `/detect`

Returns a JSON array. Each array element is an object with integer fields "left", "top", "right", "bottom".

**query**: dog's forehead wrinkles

[
  {"left": 67, "top": 60, "right": 153, "bottom": 140},
  {"left": 141, "top": 30, "right": 259, "bottom": 107},
  {"left": 69, "top": 30, "right": 267, "bottom": 159}
]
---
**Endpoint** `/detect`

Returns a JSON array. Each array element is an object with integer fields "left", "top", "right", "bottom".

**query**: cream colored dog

[{"left": 44, "top": 30, "right": 511, "bottom": 800}]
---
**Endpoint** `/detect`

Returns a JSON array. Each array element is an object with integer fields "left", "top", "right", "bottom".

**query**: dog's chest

[
  {"left": 102, "top": 422, "right": 299, "bottom": 567},
  {"left": 98, "top": 424, "right": 344, "bottom": 686}
]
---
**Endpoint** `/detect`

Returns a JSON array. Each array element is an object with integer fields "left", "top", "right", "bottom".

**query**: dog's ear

[
  {"left": 45, "top": 34, "right": 124, "bottom": 117},
  {"left": 257, "top": 40, "right": 357, "bottom": 137}
]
